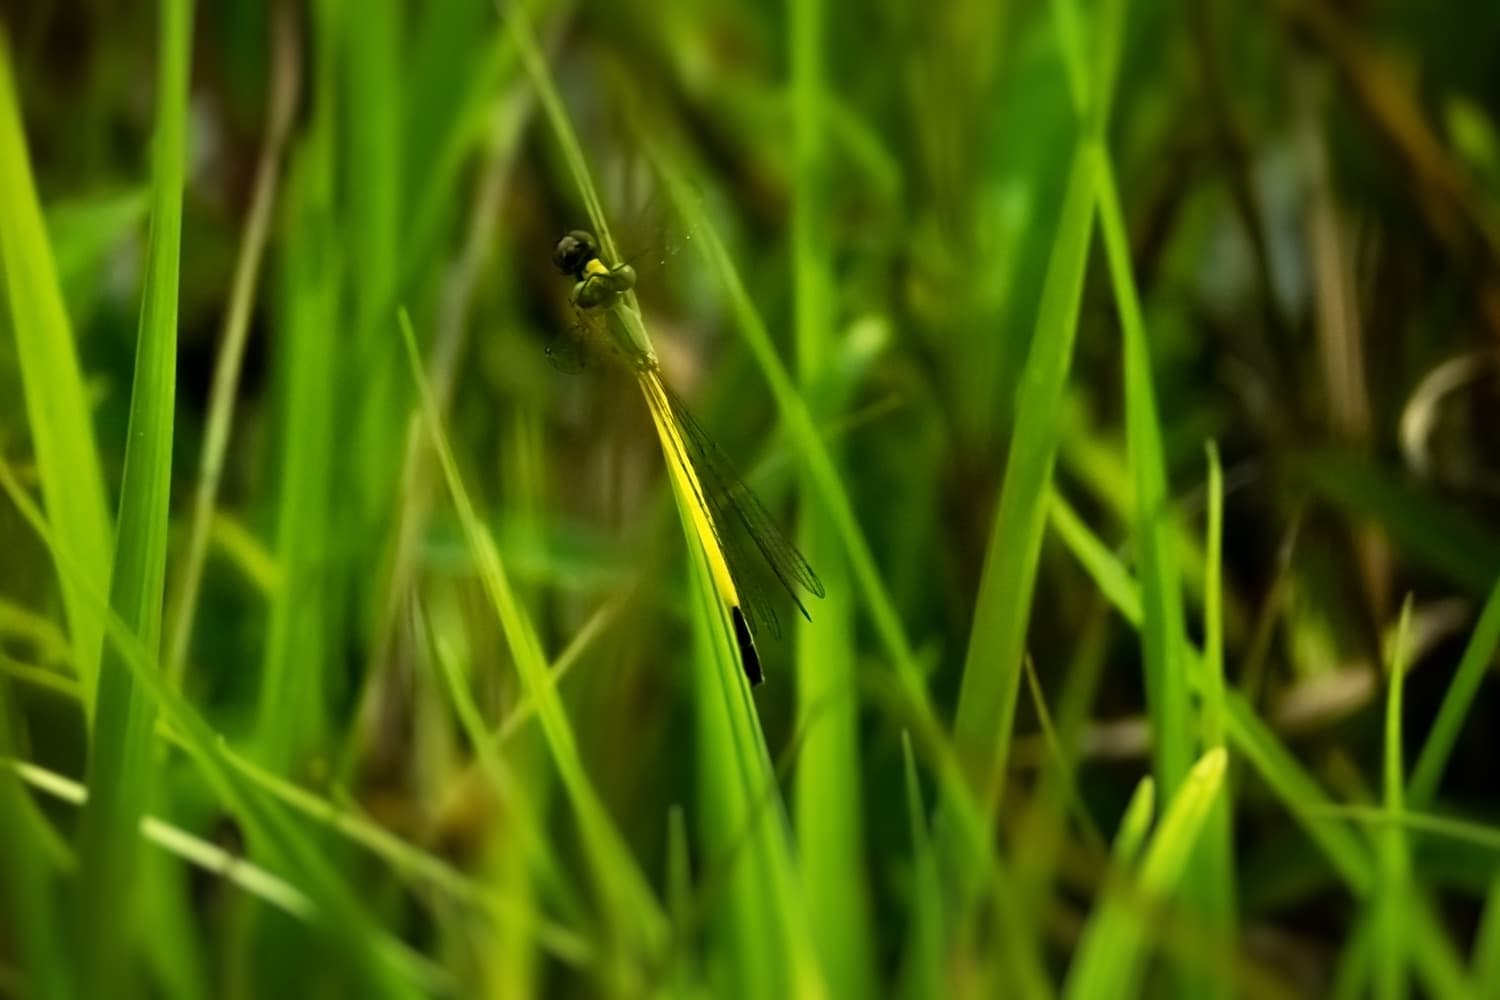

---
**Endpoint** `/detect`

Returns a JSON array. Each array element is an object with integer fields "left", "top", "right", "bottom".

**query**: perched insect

[{"left": 550, "top": 229, "right": 824, "bottom": 685}]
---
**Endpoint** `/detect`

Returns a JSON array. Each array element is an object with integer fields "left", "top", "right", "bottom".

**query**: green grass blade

[
  {"left": 1475, "top": 874, "right": 1500, "bottom": 994},
  {"left": 954, "top": 138, "right": 1098, "bottom": 839},
  {"left": 253, "top": 140, "right": 337, "bottom": 772},
  {"left": 1114, "top": 776, "right": 1159, "bottom": 866},
  {"left": 0, "top": 459, "right": 428, "bottom": 999},
  {"left": 790, "top": 0, "right": 871, "bottom": 992},
  {"left": 1063, "top": 748, "right": 1226, "bottom": 1000},
  {"left": 1202, "top": 444, "right": 1227, "bottom": 750},
  {"left": 1047, "top": 475, "right": 1377, "bottom": 895},
  {"left": 399, "top": 310, "right": 669, "bottom": 965},
  {"left": 1409, "top": 894, "right": 1479, "bottom": 1000},
  {"left": 0, "top": 681, "right": 71, "bottom": 1000},
  {"left": 1190, "top": 442, "right": 1237, "bottom": 998},
  {"left": 948, "top": 0, "right": 1127, "bottom": 823},
  {"left": 899, "top": 733, "right": 943, "bottom": 1000},
  {"left": 948, "top": 141, "right": 1096, "bottom": 808},
  {"left": 1095, "top": 149, "right": 1192, "bottom": 798},
  {"left": 1374, "top": 597, "right": 1414, "bottom": 1000},
  {"left": 165, "top": 8, "right": 298, "bottom": 687},
  {"left": 686, "top": 545, "right": 827, "bottom": 1000},
  {"left": 0, "top": 30, "right": 113, "bottom": 712},
  {"left": 1408, "top": 579, "right": 1500, "bottom": 809},
  {"left": 1049, "top": 489, "right": 1144, "bottom": 623},
  {"left": 75, "top": 1, "right": 192, "bottom": 992}
]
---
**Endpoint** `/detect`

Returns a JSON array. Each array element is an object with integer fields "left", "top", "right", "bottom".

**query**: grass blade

[
  {"left": 75, "top": 1, "right": 192, "bottom": 992},
  {"left": 1408, "top": 579, "right": 1500, "bottom": 809},
  {"left": 790, "top": 0, "right": 872, "bottom": 992},
  {"left": 1048, "top": 476, "right": 1377, "bottom": 895},
  {"left": 1063, "top": 749, "right": 1226, "bottom": 1000},
  {"left": 399, "top": 310, "right": 669, "bottom": 968},
  {"left": 165, "top": 6, "right": 298, "bottom": 688},
  {"left": 0, "top": 680, "right": 70, "bottom": 999},
  {"left": 0, "top": 460, "right": 426, "bottom": 998},
  {"left": 0, "top": 29, "right": 113, "bottom": 711},
  {"left": 899, "top": 733, "right": 943, "bottom": 1000},
  {"left": 1095, "top": 149, "right": 1192, "bottom": 797},
  {"left": 1374, "top": 597, "right": 1414, "bottom": 1000}
]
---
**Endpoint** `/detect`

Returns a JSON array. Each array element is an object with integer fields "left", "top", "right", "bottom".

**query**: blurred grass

[
  {"left": 0, "top": 30, "right": 112, "bottom": 713},
  {"left": 4, "top": 0, "right": 1500, "bottom": 996},
  {"left": 74, "top": 1, "right": 191, "bottom": 994}
]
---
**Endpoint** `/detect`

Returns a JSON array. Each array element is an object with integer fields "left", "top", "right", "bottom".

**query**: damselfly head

[{"left": 552, "top": 230, "right": 599, "bottom": 279}]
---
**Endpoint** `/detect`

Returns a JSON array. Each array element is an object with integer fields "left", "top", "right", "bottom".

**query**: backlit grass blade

[
  {"left": 0, "top": 30, "right": 113, "bottom": 711},
  {"left": 75, "top": 1, "right": 192, "bottom": 992},
  {"left": 899, "top": 733, "right": 943, "bottom": 1000},
  {"left": 1408, "top": 579, "right": 1500, "bottom": 808},
  {"left": 684, "top": 530, "right": 828, "bottom": 1000},
  {"left": 1064, "top": 750, "right": 1226, "bottom": 999},
  {"left": 948, "top": 0, "right": 1127, "bottom": 829},
  {"left": 1190, "top": 442, "right": 1237, "bottom": 997},
  {"left": 1095, "top": 149, "right": 1192, "bottom": 798},
  {"left": 399, "top": 311, "right": 669, "bottom": 966},
  {"left": 790, "top": 0, "right": 872, "bottom": 993},
  {"left": 1048, "top": 476, "right": 1377, "bottom": 896},
  {"left": 253, "top": 133, "right": 338, "bottom": 772},
  {"left": 165, "top": 6, "right": 298, "bottom": 687},
  {"left": 0, "top": 459, "right": 428, "bottom": 998},
  {"left": 0, "top": 679, "right": 70, "bottom": 1000},
  {"left": 1374, "top": 597, "right": 1414, "bottom": 1000},
  {"left": 1476, "top": 874, "right": 1500, "bottom": 993}
]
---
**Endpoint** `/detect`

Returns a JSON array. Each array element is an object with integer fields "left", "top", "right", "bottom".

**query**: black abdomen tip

[{"left": 731, "top": 607, "right": 763, "bottom": 686}]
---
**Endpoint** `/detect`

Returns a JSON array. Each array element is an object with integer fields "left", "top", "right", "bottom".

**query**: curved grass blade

[
  {"left": 76, "top": 0, "right": 193, "bottom": 991},
  {"left": 1063, "top": 749, "right": 1227, "bottom": 1000},
  {"left": 0, "top": 30, "right": 113, "bottom": 712}
]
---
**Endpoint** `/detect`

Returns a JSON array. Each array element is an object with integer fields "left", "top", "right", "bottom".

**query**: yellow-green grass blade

[
  {"left": 0, "top": 30, "right": 113, "bottom": 712},
  {"left": 0, "top": 678, "right": 70, "bottom": 999},
  {"left": 212, "top": 735, "right": 593, "bottom": 968},
  {"left": 399, "top": 311, "right": 669, "bottom": 965},
  {"left": 75, "top": 1, "right": 192, "bottom": 993},
  {"left": 340, "top": 0, "right": 408, "bottom": 603},
  {"left": 1408, "top": 579, "right": 1500, "bottom": 809},
  {"left": 253, "top": 142, "right": 337, "bottom": 773},
  {"left": 0, "top": 460, "right": 430, "bottom": 998},
  {"left": 1049, "top": 484, "right": 1377, "bottom": 896},
  {"left": 1476, "top": 873, "right": 1500, "bottom": 993},
  {"left": 648, "top": 152, "right": 1049, "bottom": 989},
  {"left": 1063, "top": 749, "right": 1227, "bottom": 1000},
  {"left": 1096, "top": 148, "right": 1192, "bottom": 799},
  {"left": 899, "top": 732, "right": 943, "bottom": 1000},
  {"left": 1114, "top": 776, "right": 1159, "bottom": 866},
  {"left": 1410, "top": 894, "right": 1479, "bottom": 1000},
  {"left": 790, "top": 0, "right": 872, "bottom": 993},
  {"left": 5, "top": 758, "right": 450, "bottom": 993},
  {"left": 1374, "top": 597, "right": 1414, "bottom": 1000},
  {"left": 419, "top": 596, "right": 583, "bottom": 932},
  {"left": 165, "top": 8, "right": 297, "bottom": 688},
  {"left": 1191, "top": 442, "right": 1237, "bottom": 996},
  {"left": 684, "top": 527, "right": 828, "bottom": 1000},
  {"left": 948, "top": 0, "right": 1127, "bottom": 831}
]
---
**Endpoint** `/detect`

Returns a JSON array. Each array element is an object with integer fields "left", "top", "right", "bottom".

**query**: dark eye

[{"left": 552, "top": 230, "right": 599, "bottom": 277}]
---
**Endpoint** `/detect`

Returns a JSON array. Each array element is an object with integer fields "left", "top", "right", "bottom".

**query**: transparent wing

[
  {"left": 545, "top": 314, "right": 597, "bottom": 374},
  {"left": 656, "top": 378, "right": 825, "bottom": 639}
]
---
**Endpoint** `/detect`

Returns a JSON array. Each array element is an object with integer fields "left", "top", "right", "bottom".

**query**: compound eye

[{"left": 552, "top": 230, "right": 599, "bottom": 277}]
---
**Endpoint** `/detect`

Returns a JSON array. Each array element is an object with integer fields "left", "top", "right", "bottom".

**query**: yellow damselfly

[{"left": 551, "top": 229, "right": 824, "bottom": 685}]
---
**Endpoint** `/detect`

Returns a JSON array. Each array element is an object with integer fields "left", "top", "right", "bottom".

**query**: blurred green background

[{"left": 3, "top": 0, "right": 1500, "bottom": 996}]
